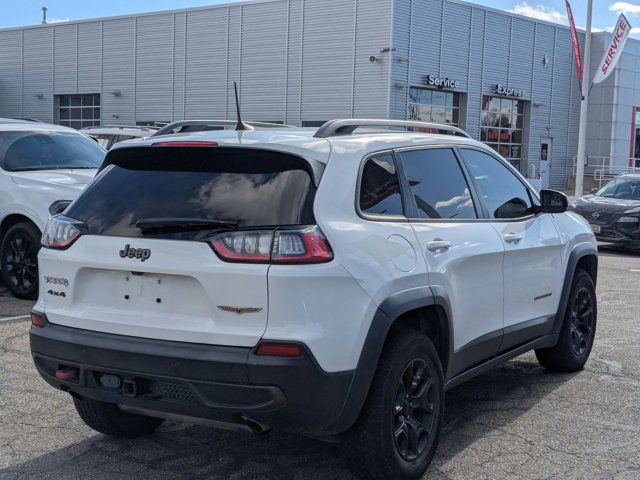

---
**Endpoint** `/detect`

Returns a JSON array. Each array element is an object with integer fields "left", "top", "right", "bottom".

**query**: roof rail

[{"left": 313, "top": 119, "right": 471, "bottom": 139}]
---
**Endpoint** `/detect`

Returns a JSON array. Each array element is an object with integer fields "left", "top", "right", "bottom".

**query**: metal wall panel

[
  {"left": 285, "top": 0, "right": 303, "bottom": 125},
  {"left": 23, "top": 28, "right": 53, "bottom": 122},
  {"left": 0, "top": 30, "right": 23, "bottom": 117},
  {"left": 53, "top": 24, "right": 77, "bottom": 94},
  {"left": 102, "top": 18, "right": 136, "bottom": 125},
  {"left": 172, "top": 13, "right": 187, "bottom": 121},
  {"left": 353, "top": 0, "right": 393, "bottom": 118},
  {"left": 185, "top": 8, "right": 228, "bottom": 118},
  {"left": 300, "top": 0, "right": 356, "bottom": 121},
  {"left": 136, "top": 14, "right": 174, "bottom": 122},
  {"left": 241, "top": 1, "right": 288, "bottom": 121},
  {"left": 389, "top": 0, "right": 411, "bottom": 120},
  {"left": 77, "top": 22, "right": 101, "bottom": 94}
]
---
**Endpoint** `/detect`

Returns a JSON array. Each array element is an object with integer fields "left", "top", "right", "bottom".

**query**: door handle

[
  {"left": 503, "top": 232, "right": 522, "bottom": 244},
  {"left": 426, "top": 239, "right": 452, "bottom": 253}
]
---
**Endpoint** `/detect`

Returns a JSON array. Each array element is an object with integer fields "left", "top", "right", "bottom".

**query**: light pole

[{"left": 575, "top": 0, "right": 593, "bottom": 197}]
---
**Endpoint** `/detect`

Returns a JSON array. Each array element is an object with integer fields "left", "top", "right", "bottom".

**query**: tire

[
  {"left": 343, "top": 329, "right": 444, "bottom": 480},
  {"left": 73, "top": 397, "right": 165, "bottom": 438},
  {"left": 535, "top": 269, "right": 597, "bottom": 372},
  {"left": 0, "top": 222, "right": 41, "bottom": 300}
]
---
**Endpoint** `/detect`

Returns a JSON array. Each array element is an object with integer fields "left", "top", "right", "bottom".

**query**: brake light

[
  {"left": 41, "top": 215, "right": 83, "bottom": 250},
  {"left": 256, "top": 343, "right": 304, "bottom": 357},
  {"left": 152, "top": 141, "right": 218, "bottom": 147},
  {"left": 209, "top": 226, "right": 333, "bottom": 264}
]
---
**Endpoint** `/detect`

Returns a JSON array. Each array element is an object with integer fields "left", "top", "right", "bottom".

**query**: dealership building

[{"left": 0, "top": 0, "right": 639, "bottom": 189}]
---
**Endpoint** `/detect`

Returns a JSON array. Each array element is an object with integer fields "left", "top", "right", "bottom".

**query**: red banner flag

[{"left": 565, "top": 0, "right": 583, "bottom": 85}]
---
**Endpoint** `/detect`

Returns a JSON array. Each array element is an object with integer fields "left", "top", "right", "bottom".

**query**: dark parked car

[{"left": 570, "top": 173, "right": 640, "bottom": 249}]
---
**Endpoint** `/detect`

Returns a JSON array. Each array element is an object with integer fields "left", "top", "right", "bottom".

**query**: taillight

[
  {"left": 41, "top": 215, "right": 83, "bottom": 250},
  {"left": 209, "top": 225, "right": 333, "bottom": 264}
]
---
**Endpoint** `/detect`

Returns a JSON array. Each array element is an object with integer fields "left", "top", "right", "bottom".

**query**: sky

[{"left": 1, "top": 0, "right": 639, "bottom": 37}]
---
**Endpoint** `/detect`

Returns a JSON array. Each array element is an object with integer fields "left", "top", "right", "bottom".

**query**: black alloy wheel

[
  {"left": 393, "top": 358, "right": 437, "bottom": 462},
  {"left": 1, "top": 222, "right": 41, "bottom": 300},
  {"left": 535, "top": 269, "right": 597, "bottom": 372},
  {"left": 344, "top": 329, "right": 444, "bottom": 480},
  {"left": 569, "top": 286, "right": 595, "bottom": 356}
]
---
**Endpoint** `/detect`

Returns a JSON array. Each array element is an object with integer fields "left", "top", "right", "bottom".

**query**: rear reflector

[
  {"left": 152, "top": 141, "right": 218, "bottom": 148},
  {"left": 55, "top": 368, "right": 79, "bottom": 381},
  {"left": 256, "top": 343, "right": 304, "bottom": 358},
  {"left": 30, "top": 312, "right": 47, "bottom": 328}
]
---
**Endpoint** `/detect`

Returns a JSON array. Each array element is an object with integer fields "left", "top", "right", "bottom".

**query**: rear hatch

[{"left": 39, "top": 144, "right": 319, "bottom": 346}]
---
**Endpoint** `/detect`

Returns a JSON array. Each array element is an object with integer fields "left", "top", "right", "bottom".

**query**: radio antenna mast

[{"left": 234, "top": 82, "right": 253, "bottom": 131}]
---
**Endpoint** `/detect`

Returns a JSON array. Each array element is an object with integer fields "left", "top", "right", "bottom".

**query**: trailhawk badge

[
  {"left": 217, "top": 305, "right": 263, "bottom": 315},
  {"left": 119, "top": 244, "right": 151, "bottom": 262}
]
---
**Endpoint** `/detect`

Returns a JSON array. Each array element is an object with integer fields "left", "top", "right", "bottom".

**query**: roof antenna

[{"left": 233, "top": 82, "right": 253, "bottom": 131}]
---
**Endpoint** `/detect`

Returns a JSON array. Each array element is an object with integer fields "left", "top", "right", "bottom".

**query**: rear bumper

[{"left": 30, "top": 322, "right": 355, "bottom": 436}]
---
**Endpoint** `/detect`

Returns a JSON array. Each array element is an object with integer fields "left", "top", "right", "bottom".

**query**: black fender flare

[
  {"left": 552, "top": 243, "right": 598, "bottom": 333},
  {"left": 331, "top": 286, "right": 453, "bottom": 433}
]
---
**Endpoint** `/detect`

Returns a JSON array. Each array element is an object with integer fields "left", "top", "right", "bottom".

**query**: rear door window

[
  {"left": 66, "top": 147, "right": 317, "bottom": 240},
  {"left": 398, "top": 148, "right": 477, "bottom": 219}
]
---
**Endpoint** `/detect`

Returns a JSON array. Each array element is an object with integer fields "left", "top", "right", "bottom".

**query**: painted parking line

[
  {"left": 0, "top": 315, "right": 30, "bottom": 323},
  {"left": 630, "top": 269, "right": 640, "bottom": 273}
]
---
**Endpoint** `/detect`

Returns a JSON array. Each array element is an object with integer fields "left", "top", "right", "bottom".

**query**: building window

[
  {"left": 57, "top": 94, "right": 100, "bottom": 129},
  {"left": 480, "top": 96, "right": 524, "bottom": 168},
  {"left": 408, "top": 87, "right": 461, "bottom": 126}
]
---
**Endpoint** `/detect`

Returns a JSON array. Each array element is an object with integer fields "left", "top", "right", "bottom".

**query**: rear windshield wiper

[{"left": 135, "top": 218, "right": 238, "bottom": 233}]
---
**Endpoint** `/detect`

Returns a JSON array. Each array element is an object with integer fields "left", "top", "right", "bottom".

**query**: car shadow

[{"left": 1, "top": 355, "right": 577, "bottom": 480}]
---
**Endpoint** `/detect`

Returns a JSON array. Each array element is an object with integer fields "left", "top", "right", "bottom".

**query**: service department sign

[
  {"left": 493, "top": 84, "right": 526, "bottom": 98},
  {"left": 424, "top": 74, "right": 460, "bottom": 89}
]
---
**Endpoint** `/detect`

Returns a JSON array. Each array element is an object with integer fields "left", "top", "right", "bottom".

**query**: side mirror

[
  {"left": 590, "top": 188, "right": 598, "bottom": 195},
  {"left": 539, "top": 189, "right": 568, "bottom": 214}
]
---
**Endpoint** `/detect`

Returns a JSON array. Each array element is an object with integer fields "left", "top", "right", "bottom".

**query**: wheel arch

[
  {"left": 553, "top": 243, "right": 598, "bottom": 334},
  {"left": 0, "top": 213, "right": 41, "bottom": 244},
  {"left": 333, "top": 286, "right": 453, "bottom": 434}
]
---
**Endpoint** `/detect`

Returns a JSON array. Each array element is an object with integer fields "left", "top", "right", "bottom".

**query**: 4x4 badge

[{"left": 119, "top": 244, "right": 151, "bottom": 262}]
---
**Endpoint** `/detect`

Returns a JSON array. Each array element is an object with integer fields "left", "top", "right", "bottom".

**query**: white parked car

[
  {"left": 30, "top": 119, "right": 597, "bottom": 480},
  {"left": 0, "top": 119, "right": 105, "bottom": 298},
  {"left": 81, "top": 125, "right": 159, "bottom": 150}
]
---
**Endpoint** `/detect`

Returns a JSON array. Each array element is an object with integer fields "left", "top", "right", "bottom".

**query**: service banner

[
  {"left": 565, "top": 0, "right": 582, "bottom": 84},
  {"left": 594, "top": 14, "right": 632, "bottom": 84}
]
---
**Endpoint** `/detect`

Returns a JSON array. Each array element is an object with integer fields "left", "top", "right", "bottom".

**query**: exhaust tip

[{"left": 241, "top": 416, "right": 271, "bottom": 436}]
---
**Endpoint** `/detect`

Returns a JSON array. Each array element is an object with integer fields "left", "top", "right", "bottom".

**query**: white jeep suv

[
  {"left": 30, "top": 120, "right": 598, "bottom": 480},
  {"left": 0, "top": 119, "right": 105, "bottom": 298}
]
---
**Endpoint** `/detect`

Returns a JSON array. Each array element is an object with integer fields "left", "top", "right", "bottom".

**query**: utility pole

[{"left": 575, "top": 0, "right": 593, "bottom": 197}]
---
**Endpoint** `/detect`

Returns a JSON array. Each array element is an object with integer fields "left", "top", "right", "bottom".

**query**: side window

[
  {"left": 359, "top": 153, "right": 404, "bottom": 216},
  {"left": 461, "top": 149, "right": 534, "bottom": 219},
  {"left": 399, "top": 148, "right": 477, "bottom": 219}
]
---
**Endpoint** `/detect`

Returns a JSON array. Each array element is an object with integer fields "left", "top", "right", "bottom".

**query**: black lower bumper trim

[{"left": 30, "top": 322, "right": 354, "bottom": 436}]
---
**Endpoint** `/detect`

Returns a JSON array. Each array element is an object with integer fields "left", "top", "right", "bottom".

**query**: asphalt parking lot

[{"left": 1, "top": 247, "right": 639, "bottom": 480}]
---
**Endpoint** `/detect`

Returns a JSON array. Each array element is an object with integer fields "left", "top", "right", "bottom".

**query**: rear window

[
  {"left": 66, "top": 146, "right": 317, "bottom": 240},
  {"left": 0, "top": 131, "right": 105, "bottom": 172}
]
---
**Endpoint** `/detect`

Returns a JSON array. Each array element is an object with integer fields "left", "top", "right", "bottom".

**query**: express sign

[
  {"left": 494, "top": 84, "right": 526, "bottom": 98},
  {"left": 593, "top": 14, "right": 631, "bottom": 84}
]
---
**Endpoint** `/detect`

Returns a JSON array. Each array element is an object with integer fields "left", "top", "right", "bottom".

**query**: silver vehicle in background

[{"left": 82, "top": 126, "right": 159, "bottom": 150}]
